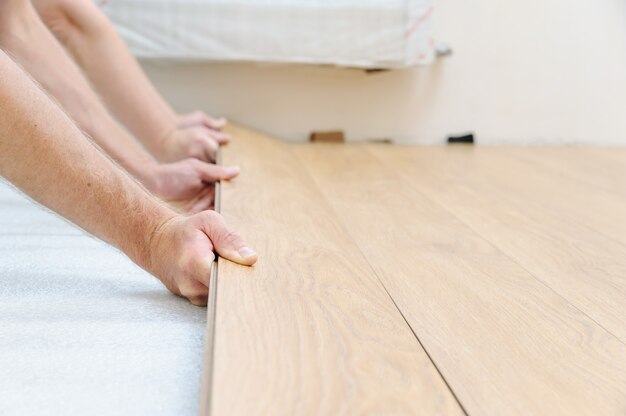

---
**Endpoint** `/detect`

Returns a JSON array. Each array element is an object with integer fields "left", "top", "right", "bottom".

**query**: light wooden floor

[{"left": 201, "top": 125, "right": 626, "bottom": 416}]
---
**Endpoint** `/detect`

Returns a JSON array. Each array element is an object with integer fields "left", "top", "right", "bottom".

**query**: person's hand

[
  {"left": 146, "top": 158, "right": 238, "bottom": 205},
  {"left": 146, "top": 211, "right": 258, "bottom": 305},
  {"left": 169, "top": 184, "right": 216, "bottom": 214},
  {"left": 158, "top": 125, "right": 231, "bottom": 163},
  {"left": 178, "top": 110, "right": 228, "bottom": 132}
]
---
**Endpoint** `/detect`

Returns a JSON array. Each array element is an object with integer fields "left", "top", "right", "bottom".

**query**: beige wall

[{"left": 142, "top": 0, "right": 626, "bottom": 144}]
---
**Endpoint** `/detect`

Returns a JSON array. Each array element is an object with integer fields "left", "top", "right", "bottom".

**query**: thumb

[
  {"left": 193, "top": 161, "right": 240, "bottom": 182},
  {"left": 200, "top": 212, "right": 258, "bottom": 266}
]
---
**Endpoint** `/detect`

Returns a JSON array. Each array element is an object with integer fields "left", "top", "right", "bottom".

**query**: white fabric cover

[
  {"left": 103, "top": 0, "right": 435, "bottom": 68},
  {"left": 0, "top": 180, "right": 205, "bottom": 416}
]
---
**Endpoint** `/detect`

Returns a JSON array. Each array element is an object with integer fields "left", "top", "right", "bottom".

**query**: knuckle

[
  {"left": 223, "top": 230, "right": 242, "bottom": 246},
  {"left": 183, "top": 288, "right": 208, "bottom": 306},
  {"left": 188, "top": 295, "right": 209, "bottom": 307},
  {"left": 203, "top": 210, "right": 222, "bottom": 222},
  {"left": 183, "top": 286, "right": 207, "bottom": 300},
  {"left": 178, "top": 273, "right": 208, "bottom": 299}
]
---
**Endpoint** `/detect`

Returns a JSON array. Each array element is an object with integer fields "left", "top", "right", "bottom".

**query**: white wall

[{"left": 142, "top": 0, "right": 626, "bottom": 144}]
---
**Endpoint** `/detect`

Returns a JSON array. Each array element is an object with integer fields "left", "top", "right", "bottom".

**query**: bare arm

[
  {"left": 0, "top": 0, "right": 157, "bottom": 185},
  {"left": 0, "top": 49, "right": 256, "bottom": 305},
  {"left": 0, "top": 0, "right": 235, "bottom": 212},
  {"left": 33, "top": 0, "right": 230, "bottom": 162}
]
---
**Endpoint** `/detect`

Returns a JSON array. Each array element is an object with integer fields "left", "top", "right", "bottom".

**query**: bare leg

[
  {"left": 0, "top": 0, "right": 236, "bottom": 212},
  {"left": 33, "top": 0, "right": 231, "bottom": 163},
  {"left": 0, "top": 48, "right": 256, "bottom": 305}
]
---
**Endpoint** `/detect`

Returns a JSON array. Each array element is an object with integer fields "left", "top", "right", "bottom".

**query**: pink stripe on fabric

[{"left": 405, "top": 6, "right": 434, "bottom": 38}]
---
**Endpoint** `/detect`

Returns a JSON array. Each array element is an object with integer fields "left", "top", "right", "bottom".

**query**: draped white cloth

[{"left": 103, "top": 0, "right": 435, "bottom": 68}]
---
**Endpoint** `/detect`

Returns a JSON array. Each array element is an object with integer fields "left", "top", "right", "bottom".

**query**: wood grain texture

[
  {"left": 292, "top": 143, "right": 626, "bottom": 416},
  {"left": 207, "top": 125, "right": 463, "bottom": 415},
  {"left": 505, "top": 148, "right": 626, "bottom": 195},
  {"left": 380, "top": 146, "right": 626, "bottom": 342},
  {"left": 501, "top": 148, "right": 626, "bottom": 243}
]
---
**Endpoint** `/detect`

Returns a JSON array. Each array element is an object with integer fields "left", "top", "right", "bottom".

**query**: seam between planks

[
  {"left": 287, "top": 144, "right": 469, "bottom": 415},
  {"left": 379, "top": 283, "right": 470, "bottom": 416},
  {"left": 199, "top": 149, "right": 222, "bottom": 416},
  {"left": 364, "top": 146, "right": 626, "bottom": 348}
]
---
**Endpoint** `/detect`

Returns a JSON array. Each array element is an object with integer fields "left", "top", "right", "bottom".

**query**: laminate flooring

[{"left": 203, "top": 125, "right": 626, "bottom": 415}]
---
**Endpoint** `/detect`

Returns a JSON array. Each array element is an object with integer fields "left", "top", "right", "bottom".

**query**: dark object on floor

[
  {"left": 447, "top": 133, "right": 475, "bottom": 144},
  {"left": 367, "top": 138, "right": 393, "bottom": 144},
  {"left": 310, "top": 130, "right": 345, "bottom": 143},
  {"left": 365, "top": 68, "right": 390, "bottom": 74}
]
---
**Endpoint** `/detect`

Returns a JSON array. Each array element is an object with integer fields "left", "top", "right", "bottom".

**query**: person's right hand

[
  {"left": 146, "top": 159, "right": 239, "bottom": 212},
  {"left": 178, "top": 110, "right": 227, "bottom": 131},
  {"left": 145, "top": 211, "right": 258, "bottom": 306},
  {"left": 158, "top": 125, "right": 230, "bottom": 163}
]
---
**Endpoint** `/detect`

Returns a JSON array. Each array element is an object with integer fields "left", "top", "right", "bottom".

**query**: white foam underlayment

[{"left": 0, "top": 179, "right": 206, "bottom": 415}]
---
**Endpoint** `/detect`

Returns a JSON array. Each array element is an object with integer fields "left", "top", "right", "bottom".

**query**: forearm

[
  {"left": 34, "top": 0, "right": 180, "bottom": 153},
  {"left": 0, "top": 50, "right": 175, "bottom": 266},
  {"left": 0, "top": 0, "right": 160, "bottom": 187}
]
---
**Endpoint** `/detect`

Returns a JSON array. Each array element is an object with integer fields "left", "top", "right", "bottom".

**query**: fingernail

[
  {"left": 225, "top": 166, "right": 240, "bottom": 175},
  {"left": 238, "top": 247, "right": 256, "bottom": 259}
]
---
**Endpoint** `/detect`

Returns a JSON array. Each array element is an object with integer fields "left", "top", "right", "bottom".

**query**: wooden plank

[
  {"left": 385, "top": 146, "right": 626, "bottom": 341},
  {"left": 200, "top": 150, "right": 222, "bottom": 416},
  {"left": 199, "top": 260, "right": 219, "bottom": 416},
  {"left": 207, "top": 126, "right": 463, "bottom": 415},
  {"left": 292, "top": 143, "right": 626, "bottom": 416},
  {"left": 503, "top": 148, "right": 626, "bottom": 195},
  {"left": 481, "top": 147, "right": 626, "bottom": 248}
]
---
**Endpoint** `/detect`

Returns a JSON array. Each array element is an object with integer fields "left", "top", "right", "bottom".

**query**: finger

[
  {"left": 200, "top": 212, "right": 257, "bottom": 266},
  {"left": 202, "top": 136, "right": 219, "bottom": 162},
  {"left": 180, "top": 111, "right": 227, "bottom": 130},
  {"left": 179, "top": 276, "right": 209, "bottom": 306},
  {"left": 202, "top": 116, "right": 227, "bottom": 130},
  {"left": 179, "top": 248, "right": 215, "bottom": 306},
  {"left": 187, "top": 187, "right": 216, "bottom": 214},
  {"left": 194, "top": 162, "right": 240, "bottom": 183},
  {"left": 208, "top": 129, "right": 232, "bottom": 145},
  {"left": 181, "top": 186, "right": 211, "bottom": 212}
]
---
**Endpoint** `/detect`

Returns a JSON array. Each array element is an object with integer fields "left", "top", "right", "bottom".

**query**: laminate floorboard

[
  {"left": 377, "top": 146, "right": 626, "bottom": 342},
  {"left": 291, "top": 143, "right": 626, "bottom": 416},
  {"left": 471, "top": 147, "right": 626, "bottom": 249},
  {"left": 504, "top": 148, "right": 626, "bottom": 195},
  {"left": 205, "top": 126, "right": 463, "bottom": 415}
]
